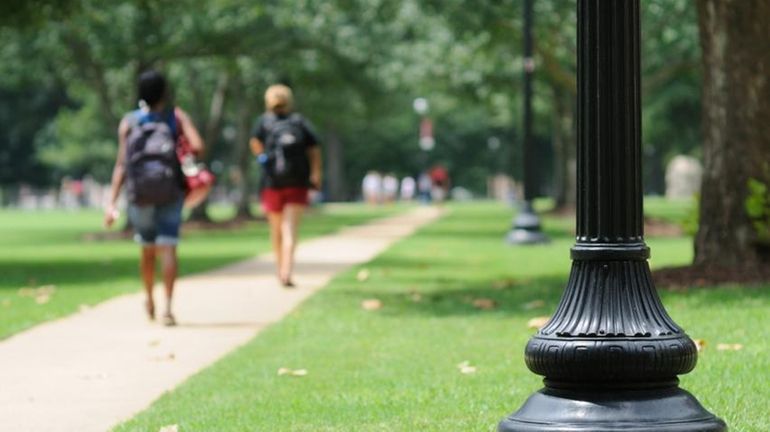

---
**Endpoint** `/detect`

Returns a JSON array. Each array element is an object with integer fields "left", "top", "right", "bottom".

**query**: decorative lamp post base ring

[{"left": 499, "top": 386, "right": 727, "bottom": 432}]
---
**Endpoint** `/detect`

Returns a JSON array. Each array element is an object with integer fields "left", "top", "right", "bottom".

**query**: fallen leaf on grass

[
  {"left": 17, "top": 288, "right": 36, "bottom": 297},
  {"left": 356, "top": 269, "right": 370, "bottom": 282},
  {"left": 408, "top": 291, "right": 423, "bottom": 302},
  {"left": 693, "top": 339, "right": 707, "bottom": 352},
  {"left": 361, "top": 299, "right": 383, "bottom": 311},
  {"left": 472, "top": 298, "right": 497, "bottom": 310},
  {"left": 2, "top": 299, "right": 10, "bottom": 307},
  {"left": 278, "top": 367, "right": 308, "bottom": 377},
  {"left": 527, "top": 316, "right": 550, "bottom": 329},
  {"left": 716, "top": 343, "right": 743, "bottom": 351},
  {"left": 19, "top": 285, "right": 57, "bottom": 305},
  {"left": 491, "top": 278, "right": 516, "bottom": 289},
  {"left": 159, "top": 425, "right": 179, "bottom": 432},
  {"left": 457, "top": 360, "right": 477, "bottom": 374},
  {"left": 523, "top": 300, "right": 545, "bottom": 310},
  {"left": 79, "top": 304, "right": 91, "bottom": 313}
]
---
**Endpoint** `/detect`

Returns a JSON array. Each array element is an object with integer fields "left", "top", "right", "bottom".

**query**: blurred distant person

[
  {"left": 104, "top": 70, "right": 205, "bottom": 326},
  {"left": 362, "top": 170, "right": 383, "bottom": 204},
  {"left": 400, "top": 176, "right": 416, "bottom": 201},
  {"left": 251, "top": 84, "right": 322, "bottom": 287},
  {"left": 417, "top": 171, "right": 432, "bottom": 203},
  {"left": 382, "top": 173, "right": 399, "bottom": 203},
  {"left": 429, "top": 165, "right": 450, "bottom": 203}
]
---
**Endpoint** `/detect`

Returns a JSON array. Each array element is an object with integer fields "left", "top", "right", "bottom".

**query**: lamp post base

[
  {"left": 499, "top": 386, "right": 726, "bottom": 432},
  {"left": 507, "top": 201, "right": 549, "bottom": 244}
]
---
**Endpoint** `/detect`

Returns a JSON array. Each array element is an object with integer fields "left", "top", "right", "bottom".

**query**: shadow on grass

[
  {"left": 0, "top": 253, "right": 255, "bottom": 291},
  {"left": 336, "top": 272, "right": 770, "bottom": 319},
  {"left": 414, "top": 215, "right": 575, "bottom": 242},
  {"left": 337, "top": 274, "right": 569, "bottom": 319}
]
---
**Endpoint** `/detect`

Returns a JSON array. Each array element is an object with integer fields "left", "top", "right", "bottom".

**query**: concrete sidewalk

[{"left": 0, "top": 206, "right": 442, "bottom": 432}]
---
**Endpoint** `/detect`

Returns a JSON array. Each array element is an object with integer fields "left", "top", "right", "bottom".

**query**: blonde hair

[{"left": 265, "top": 84, "right": 293, "bottom": 113}]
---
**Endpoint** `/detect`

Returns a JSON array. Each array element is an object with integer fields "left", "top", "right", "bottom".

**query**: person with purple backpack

[{"left": 104, "top": 70, "right": 205, "bottom": 326}]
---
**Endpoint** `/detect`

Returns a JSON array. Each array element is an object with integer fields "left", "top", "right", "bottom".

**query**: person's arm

[
  {"left": 308, "top": 146, "right": 322, "bottom": 189},
  {"left": 104, "top": 118, "right": 129, "bottom": 228},
  {"left": 250, "top": 137, "right": 264, "bottom": 156},
  {"left": 175, "top": 108, "right": 205, "bottom": 154}
]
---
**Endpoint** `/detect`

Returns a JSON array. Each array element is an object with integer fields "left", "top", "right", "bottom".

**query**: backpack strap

[{"left": 131, "top": 107, "right": 179, "bottom": 139}]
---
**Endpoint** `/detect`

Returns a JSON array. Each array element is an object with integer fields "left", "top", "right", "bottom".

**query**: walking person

[
  {"left": 250, "top": 84, "right": 322, "bottom": 287},
  {"left": 104, "top": 70, "right": 205, "bottom": 326}
]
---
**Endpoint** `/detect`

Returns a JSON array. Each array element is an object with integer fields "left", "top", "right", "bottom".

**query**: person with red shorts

[{"left": 250, "top": 84, "right": 322, "bottom": 287}]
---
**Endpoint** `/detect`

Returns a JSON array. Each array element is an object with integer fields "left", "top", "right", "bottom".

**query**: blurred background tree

[{"left": 0, "top": 0, "right": 711, "bottom": 212}]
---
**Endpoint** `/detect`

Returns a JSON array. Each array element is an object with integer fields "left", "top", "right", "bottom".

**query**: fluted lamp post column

[{"left": 498, "top": 2, "right": 726, "bottom": 431}]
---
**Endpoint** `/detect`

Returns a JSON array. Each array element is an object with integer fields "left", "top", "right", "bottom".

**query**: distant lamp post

[
  {"left": 413, "top": 97, "right": 435, "bottom": 152},
  {"left": 498, "top": 2, "right": 725, "bottom": 431},
  {"left": 507, "top": 0, "right": 548, "bottom": 245},
  {"left": 413, "top": 97, "right": 429, "bottom": 116}
]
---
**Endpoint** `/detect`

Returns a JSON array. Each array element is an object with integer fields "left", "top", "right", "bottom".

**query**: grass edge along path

[
  {"left": 0, "top": 204, "right": 405, "bottom": 340},
  {"left": 0, "top": 206, "right": 442, "bottom": 432},
  {"left": 116, "top": 202, "right": 769, "bottom": 432}
]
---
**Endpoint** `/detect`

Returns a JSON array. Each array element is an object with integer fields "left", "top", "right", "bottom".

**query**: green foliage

[
  {"left": 0, "top": 0, "right": 707, "bottom": 199},
  {"left": 746, "top": 177, "right": 770, "bottom": 244}
]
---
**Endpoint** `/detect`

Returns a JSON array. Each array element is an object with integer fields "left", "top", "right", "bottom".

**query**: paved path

[{"left": 0, "top": 206, "right": 442, "bottom": 432}]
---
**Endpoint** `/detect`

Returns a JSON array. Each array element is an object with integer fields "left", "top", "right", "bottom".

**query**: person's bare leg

[
  {"left": 140, "top": 246, "right": 156, "bottom": 320},
  {"left": 158, "top": 245, "right": 178, "bottom": 325},
  {"left": 267, "top": 212, "right": 284, "bottom": 281},
  {"left": 279, "top": 204, "right": 305, "bottom": 285}
]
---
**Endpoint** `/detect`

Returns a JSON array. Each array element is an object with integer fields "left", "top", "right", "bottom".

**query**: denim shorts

[{"left": 128, "top": 198, "right": 184, "bottom": 246}]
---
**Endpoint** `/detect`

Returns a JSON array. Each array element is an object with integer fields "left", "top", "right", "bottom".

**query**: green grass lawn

[
  {"left": 0, "top": 203, "right": 403, "bottom": 340},
  {"left": 115, "top": 201, "right": 769, "bottom": 432}
]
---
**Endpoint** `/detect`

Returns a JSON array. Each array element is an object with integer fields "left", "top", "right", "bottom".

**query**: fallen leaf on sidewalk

[
  {"left": 356, "top": 269, "right": 370, "bottom": 282},
  {"left": 148, "top": 339, "right": 160, "bottom": 347},
  {"left": 716, "top": 343, "right": 743, "bottom": 351},
  {"left": 278, "top": 367, "right": 308, "bottom": 377},
  {"left": 527, "top": 316, "right": 550, "bottom": 329},
  {"left": 693, "top": 339, "right": 707, "bottom": 352},
  {"left": 523, "top": 300, "right": 545, "bottom": 310},
  {"left": 472, "top": 298, "right": 497, "bottom": 310},
  {"left": 151, "top": 353, "right": 175, "bottom": 362},
  {"left": 361, "top": 299, "right": 383, "bottom": 311},
  {"left": 159, "top": 424, "right": 179, "bottom": 432}
]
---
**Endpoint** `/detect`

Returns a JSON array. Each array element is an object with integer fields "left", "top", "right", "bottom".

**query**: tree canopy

[{"left": 0, "top": 0, "right": 703, "bottom": 202}]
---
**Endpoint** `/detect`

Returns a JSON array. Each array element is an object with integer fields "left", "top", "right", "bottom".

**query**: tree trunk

[
  {"left": 551, "top": 86, "right": 576, "bottom": 211},
  {"left": 188, "top": 70, "right": 230, "bottom": 222},
  {"left": 694, "top": 0, "right": 770, "bottom": 266},
  {"left": 233, "top": 71, "right": 256, "bottom": 219},
  {"left": 324, "top": 128, "right": 347, "bottom": 201}
]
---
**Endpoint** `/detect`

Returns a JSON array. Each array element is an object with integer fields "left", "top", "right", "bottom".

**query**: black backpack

[
  {"left": 124, "top": 110, "right": 183, "bottom": 205},
  {"left": 262, "top": 113, "right": 310, "bottom": 188}
]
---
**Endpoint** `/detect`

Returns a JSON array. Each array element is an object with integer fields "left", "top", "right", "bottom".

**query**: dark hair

[{"left": 138, "top": 70, "right": 167, "bottom": 107}]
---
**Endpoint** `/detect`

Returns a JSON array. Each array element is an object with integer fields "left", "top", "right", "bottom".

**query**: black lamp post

[
  {"left": 508, "top": 0, "right": 548, "bottom": 244},
  {"left": 498, "top": 2, "right": 726, "bottom": 431}
]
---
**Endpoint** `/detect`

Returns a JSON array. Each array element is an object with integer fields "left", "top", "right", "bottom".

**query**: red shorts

[{"left": 261, "top": 187, "right": 309, "bottom": 213}]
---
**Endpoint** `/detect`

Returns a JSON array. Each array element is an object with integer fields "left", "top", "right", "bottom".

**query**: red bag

[{"left": 175, "top": 110, "right": 215, "bottom": 194}]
